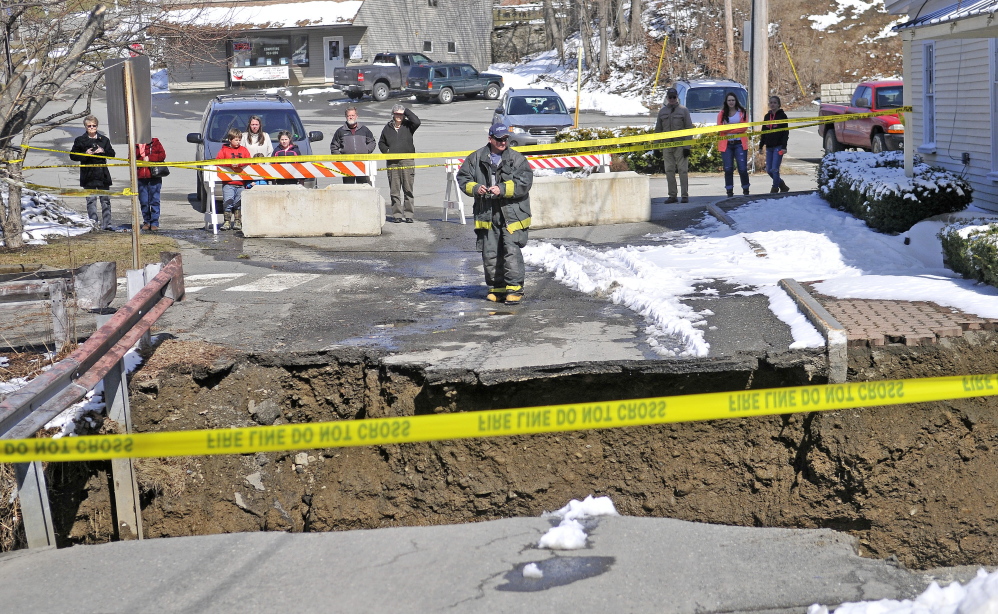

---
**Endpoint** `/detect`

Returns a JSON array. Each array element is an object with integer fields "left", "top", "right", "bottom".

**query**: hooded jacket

[{"left": 456, "top": 144, "right": 533, "bottom": 237}]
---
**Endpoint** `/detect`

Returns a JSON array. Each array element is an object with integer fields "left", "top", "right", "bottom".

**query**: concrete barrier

[
  {"left": 529, "top": 171, "right": 650, "bottom": 229},
  {"left": 241, "top": 184, "right": 386, "bottom": 237}
]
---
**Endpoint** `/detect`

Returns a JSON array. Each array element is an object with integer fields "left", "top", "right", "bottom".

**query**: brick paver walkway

[{"left": 815, "top": 297, "right": 998, "bottom": 347}]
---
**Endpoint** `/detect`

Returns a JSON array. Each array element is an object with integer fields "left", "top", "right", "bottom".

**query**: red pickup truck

[{"left": 819, "top": 80, "right": 904, "bottom": 154}]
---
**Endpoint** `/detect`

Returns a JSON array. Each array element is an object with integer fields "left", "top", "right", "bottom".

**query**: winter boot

[
  {"left": 770, "top": 185, "right": 780, "bottom": 193},
  {"left": 779, "top": 180, "right": 790, "bottom": 193},
  {"left": 233, "top": 211, "right": 242, "bottom": 231},
  {"left": 223, "top": 212, "right": 233, "bottom": 230},
  {"left": 726, "top": 189, "right": 734, "bottom": 197}
]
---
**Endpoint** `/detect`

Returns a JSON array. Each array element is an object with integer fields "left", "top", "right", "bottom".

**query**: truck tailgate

[{"left": 333, "top": 67, "right": 359, "bottom": 85}]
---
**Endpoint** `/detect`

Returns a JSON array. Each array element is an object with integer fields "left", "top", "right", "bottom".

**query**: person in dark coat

[
  {"left": 135, "top": 137, "right": 166, "bottom": 231},
  {"left": 69, "top": 115, "right": 116, "bottom": 230},
  {"left": 760, "top": 95, "right": 790, "bottom": 193},
  {"left": 456, "top": 123, "right": 533, "bottom": 304},
  {"left": 378, "top": 104, "right": 420, "bottom": 222},
  {"left": 330, "top": 106, "right": 376, "bottom": 184},
  {"left": 272, "top": 130, "right": 303, "bottom": 185}
]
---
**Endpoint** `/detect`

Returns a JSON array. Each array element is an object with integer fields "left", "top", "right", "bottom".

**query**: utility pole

[
  {"left": 724, "top": 0, "right": 735, "bottom": 78},
  {"left": 749, "top": 0, "right": 768, "bottom": 123}
]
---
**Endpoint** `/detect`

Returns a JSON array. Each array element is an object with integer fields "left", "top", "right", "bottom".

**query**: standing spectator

[
  {"left": 761, "top": 95, "right": 790, "bottom": 193},
  {"left": 242, "top": 115, "right": 272, "bottom": 158},
  {"left": 378, "top": 104, "right": 420, "bottom": 223},
  {"left": 215, "top": 128, "right": 251, "bottom": 231},
  {"left": 135, "top": 137, "right": 166, "bottom": 231},
  {"left": 654, "top": 87, "right": 694, "bottom": 203},
  {"left": 456, "top": 123, "right": 533, "bottom": 304},
  {"left": 69, "top": 115, "right": 116, "bottom": 230},
  {"left": 716, "top": 92, "right": 750, "bottom": 197},
  {"left": 272, "top": 130, "right": 303, "bottom": 186},
  {"left": 330, "top": 106, "right": 376, "bottom": 184}
]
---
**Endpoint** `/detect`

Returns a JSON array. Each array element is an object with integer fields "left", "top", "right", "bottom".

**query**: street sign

[{"left": 104, "top": 55, "right": 151, "bottom": 144}]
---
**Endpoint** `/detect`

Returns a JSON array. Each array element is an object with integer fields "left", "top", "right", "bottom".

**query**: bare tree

[
  {"left": 543, "top": 0, "right": 564, "bottom": 63},
  {"left": 598, "top": 0, "right": 610, "bottom": 77},
  {"left": 724, "top": 0, "right": 735, "bottom": 76},
  {"left": 578, "top": 0, "right": 594, "bottom": 72},
  {"left": 629, "top": 0, "right": 643, "bottom": 44},
  {"left": 0, "top": 0, "right": 228, "bottom": 249}
]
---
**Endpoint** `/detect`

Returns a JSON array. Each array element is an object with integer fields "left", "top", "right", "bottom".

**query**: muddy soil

[{"left": 48, "top": 334, "right": 998, "bottom": 570}]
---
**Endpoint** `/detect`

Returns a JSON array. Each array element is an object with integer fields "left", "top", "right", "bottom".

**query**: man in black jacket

[
  {"left": 378, "top": 104, "right": 420, "bottom": 223},
  {"left": 69, "top": 115, "right": 116, "bottom": 230},
  {"left": 330, "top": 106, "right": 377, "bottom": 184}
]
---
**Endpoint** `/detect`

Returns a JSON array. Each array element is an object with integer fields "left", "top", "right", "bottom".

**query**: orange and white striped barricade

[
  {"left": 205, "top": 159, "right": 377, "bottom": 235},
  {"left": 441, "top": 153, "right": 611, "bottom": 224}
]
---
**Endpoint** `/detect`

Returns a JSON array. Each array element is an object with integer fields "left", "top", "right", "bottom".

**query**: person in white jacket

[{"left": 242, "top": 115, "right": 273, "bottom": 158}]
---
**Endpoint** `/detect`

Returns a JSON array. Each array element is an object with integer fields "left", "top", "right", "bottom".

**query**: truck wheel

[
  {"left": 485, "top": 83, "right": 501, "bottom": 100},
  {"left": 872, "top": 134, "right": 887, "bottom": 153},
  {"left": 438, "top": 87, "right": 454, "bottom": 104},
  {"left": 372, "top": 82, "right": 390, "bottom": 102},
  {"left": 823, "top": 128, "right": 843, "bottom": 154}
]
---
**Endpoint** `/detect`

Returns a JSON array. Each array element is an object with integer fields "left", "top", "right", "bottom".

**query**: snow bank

[{"left": 809, "top": 567, "right": 998, "bottom": 614}]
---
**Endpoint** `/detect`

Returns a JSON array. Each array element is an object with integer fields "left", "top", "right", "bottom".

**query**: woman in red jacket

[
  {"left": 136, "top": 137, "right": 166, "bottom": 230},
  {"left": 716, "top": 92, "right": 750, "bottom": 197}
]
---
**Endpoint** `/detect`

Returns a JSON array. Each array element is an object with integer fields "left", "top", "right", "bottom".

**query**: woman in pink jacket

[{"left": 716, "top": 92, "right": 750, "bottom": 197}]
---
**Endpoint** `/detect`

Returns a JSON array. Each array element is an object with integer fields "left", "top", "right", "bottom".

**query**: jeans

[
  {"left": 85, "top": 195, "right": 112, "bottom": 230},
  {"left": 222, "top": 183, "right": 244, "bottom": 213},
  {"left": 721, "top": 140, "right": 749, "bottom": 191},
  {"left": 766, "top": 147, "right": 784, "bottom": 187},
  {"left": 138, "top": 178, "right": 161, "bottom": 226}
]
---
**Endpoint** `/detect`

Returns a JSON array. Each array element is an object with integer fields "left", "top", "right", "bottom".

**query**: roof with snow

[
  {"left": 893, "top": 0, "right": 998, "bottom": 30},
  {"left": 162, "top": 0, "right": 363, "bottom": 29}
]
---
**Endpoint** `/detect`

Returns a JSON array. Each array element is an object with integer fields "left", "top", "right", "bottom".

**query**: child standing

[
  {"left": 272, "top": 130, "right": 302, "bottom": 185},
  {"left": 215, "top": 127, "right": 250, "bottom": 231},
  {"left": 246, "top": 153, "right": 270, "bottom": 189}
]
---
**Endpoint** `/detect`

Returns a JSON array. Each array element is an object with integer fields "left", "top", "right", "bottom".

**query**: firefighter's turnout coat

[{"left": 456, "top": 144, "right": 533, "bottom": 295}]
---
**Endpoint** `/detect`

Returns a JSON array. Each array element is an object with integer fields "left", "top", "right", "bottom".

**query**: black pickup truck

[{"left": 333, "top": 52, "right": 434, "bottom": 101}]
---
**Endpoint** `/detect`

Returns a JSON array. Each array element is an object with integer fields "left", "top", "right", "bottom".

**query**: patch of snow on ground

[
  {"left": 809, "top": 567, "right": 998, "bottom": 614},
  {"left": 524, "top": 194, "right": 998, "bottom": 357},
  {"left": 0, "top": 183, "right": 93, "bottom": 246},
  {"left": 808, "top": 0, "right": 880, "bottom": 31},
  {"left": 537, "top": 495, "right": 619, "bottom": 550},
  {"left": 151, "top": 68, "right": 168, "bottom": 93},
  {"left": 297, "top": 86, "right": 342, "bottom": 96}
]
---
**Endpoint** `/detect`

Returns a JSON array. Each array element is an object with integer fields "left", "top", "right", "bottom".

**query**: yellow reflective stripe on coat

[
  {"left": 503, "top": 180, "right": 515, "bottom": 198},
  {"left": 475, "top": 220, "right": 492, "bottom": 230},
  {"left": 464, "top": 181, "right": 478, "bottom": 196},
  {"left": 507, "top": 217, "right": 530, "bottom": 233}
]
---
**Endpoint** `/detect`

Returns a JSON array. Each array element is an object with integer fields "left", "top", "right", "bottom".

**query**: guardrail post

[
  {"left": 14, "top": 461, "right": 56, "bottom": 548},
  {"left": 97, "top": 310, "right": 144, "bottom": 541},
  {"left": 48, "top": 279, "right": 69, "bottom": 350}
]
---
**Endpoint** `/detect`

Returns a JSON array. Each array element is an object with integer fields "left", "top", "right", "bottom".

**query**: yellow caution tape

[
  {"left": 0, "top": 371, "right": 992, "bottom": 463},
  {"left": 16, "top": 109, "right": 909, "bottom": 171}
]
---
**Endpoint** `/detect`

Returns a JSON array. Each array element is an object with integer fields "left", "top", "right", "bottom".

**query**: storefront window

[{"left": 230, "top": 36, "right": 309, "bottom": 68}]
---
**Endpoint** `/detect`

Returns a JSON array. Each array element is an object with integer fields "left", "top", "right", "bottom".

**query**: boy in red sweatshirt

[{"left": 215, "top": 127, "right": 251, "bottom": 231}]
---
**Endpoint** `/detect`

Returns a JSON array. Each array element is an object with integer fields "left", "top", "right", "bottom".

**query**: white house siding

[
  {"left": 296, "top": 27, "right": 366, "bottom": 85},
  {"left": 910, "top": 38, "right": 998, "bottom": 213},
  {"left": 166, "top": 39, "right": 229, "bottom": 90},
  {"left": 353, "top": 0, "right": 492, "bottom": 69}
]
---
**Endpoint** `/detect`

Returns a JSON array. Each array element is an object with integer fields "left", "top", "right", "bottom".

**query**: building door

[{"left": 323, "top": 37, "right": 344, "bottom": 82}]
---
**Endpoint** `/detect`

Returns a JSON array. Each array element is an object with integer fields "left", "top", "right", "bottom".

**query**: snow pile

[
  {"left": 522, "top": 562, "right": 544, "bottom": 578},
  {"left": 808, "top": 0, "right": 883, "bottom": 32},
  {"left": 524, "top": 194, "right": 998, "bottom": 357},
  {"left": 0, "top": 183, "right": 93, "bottom": 246},
  {"left": 809, "top": 568, "right": 998, "bottom": 614},
  {"left": 537, "top": 495, "right": 619, "bottom": 550},
  {"left": 151, "top": 68, "right": 168, "bottom": 93},
  {"left": 488, "top": 34, "right": 650, "bottom": 116},
  {"left": 820, "top": 151, "right": 970, "bottom": 203}
]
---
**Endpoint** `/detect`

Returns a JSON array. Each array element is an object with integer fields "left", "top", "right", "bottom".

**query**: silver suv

[
  {"left": 491, "top": 87, "right": 573, "bottom": 146},
  {"left": 672, "top": 79, "right": 749, "bottom": 125}
]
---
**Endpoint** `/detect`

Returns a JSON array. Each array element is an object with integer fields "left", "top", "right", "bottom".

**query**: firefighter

[{"left": 456, "top": 123, "right": 534, "bottom": 304}]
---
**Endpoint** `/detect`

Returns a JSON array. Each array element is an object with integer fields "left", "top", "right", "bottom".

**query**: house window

[
  {"left": 230, "top": 36, "right": 308, "bottom": 68},
  {"left": 923, "top": 42, "right": 935, "bottom": 147},
  {"left": 423, "top": 40, "right": 432, "bottom": 53},
  {"left": 428, "top": 0, "right": 438, "bottom": 5},
  {"left": 447, "top": 41, "right": 456, "bottom": 54}
]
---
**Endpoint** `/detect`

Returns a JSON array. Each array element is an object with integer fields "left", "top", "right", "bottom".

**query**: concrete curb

[
  {"left": 778, "top": 278, "right": 847, "bottom": 384},
  {"left": 705, "top": 202, "right": 737, "bottom": 227}
]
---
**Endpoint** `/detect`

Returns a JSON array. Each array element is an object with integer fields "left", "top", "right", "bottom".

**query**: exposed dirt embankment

[{"left": 52, "top": 335, "right": 998, "bottom": 570}]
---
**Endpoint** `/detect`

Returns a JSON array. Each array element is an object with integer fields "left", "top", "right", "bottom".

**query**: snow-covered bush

[
  {"left": 817, "top": 151, "right": 972, "bottom": 233},
  {"left": 554, "top": 126, "right": 722, "bottom": 173},
  {"left": 939, "top": 222, "right": 998, "bottom": 288}
]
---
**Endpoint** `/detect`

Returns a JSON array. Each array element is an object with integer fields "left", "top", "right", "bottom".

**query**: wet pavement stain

[{"left": 495, "top": 556, "right": 615, "bottom": 592}]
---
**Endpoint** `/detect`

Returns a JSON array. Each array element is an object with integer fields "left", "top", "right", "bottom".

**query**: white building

[{"left": 888, "top": 0, "right": 998, "bottom": 212}]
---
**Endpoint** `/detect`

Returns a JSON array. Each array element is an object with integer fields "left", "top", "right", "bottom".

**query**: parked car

[
  {"left": 333, "top": 52, "right": 434, "bottom": 101},
  {"left": 671, "top": 79, "right": 749, "bottom": 125},
  {"left": 819, "top": 80, "right": 904, "bottom": 154},
  {"left": 186, "top": 94, "right": 323, "bottom": 212},
  {"left": 405, "top": 63, "right": 503, "bottom": 104},
  {"left": 491, "top": 88, "right": 573, "bottom": 146}
]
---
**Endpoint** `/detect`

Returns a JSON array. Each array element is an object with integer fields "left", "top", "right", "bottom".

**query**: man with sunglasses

[
  {"left": 654, "top": 87, "right": 693, "bottom": 204},
  {"left": 456, "top": 123, "right": 533, "bottom": 304},
  {"left": 69, "top": 115, "right": 116, "bottom": 230}
]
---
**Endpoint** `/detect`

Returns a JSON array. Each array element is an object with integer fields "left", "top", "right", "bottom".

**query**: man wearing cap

[
  {"left": 654, "top": 87, "right": 694, "bottom": 203},
  {"left": 378, "top": 104, "right": 421, "bottom": 222},
  {"left": 456, "top": 123, "right": 533, "bottom": 304}
]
